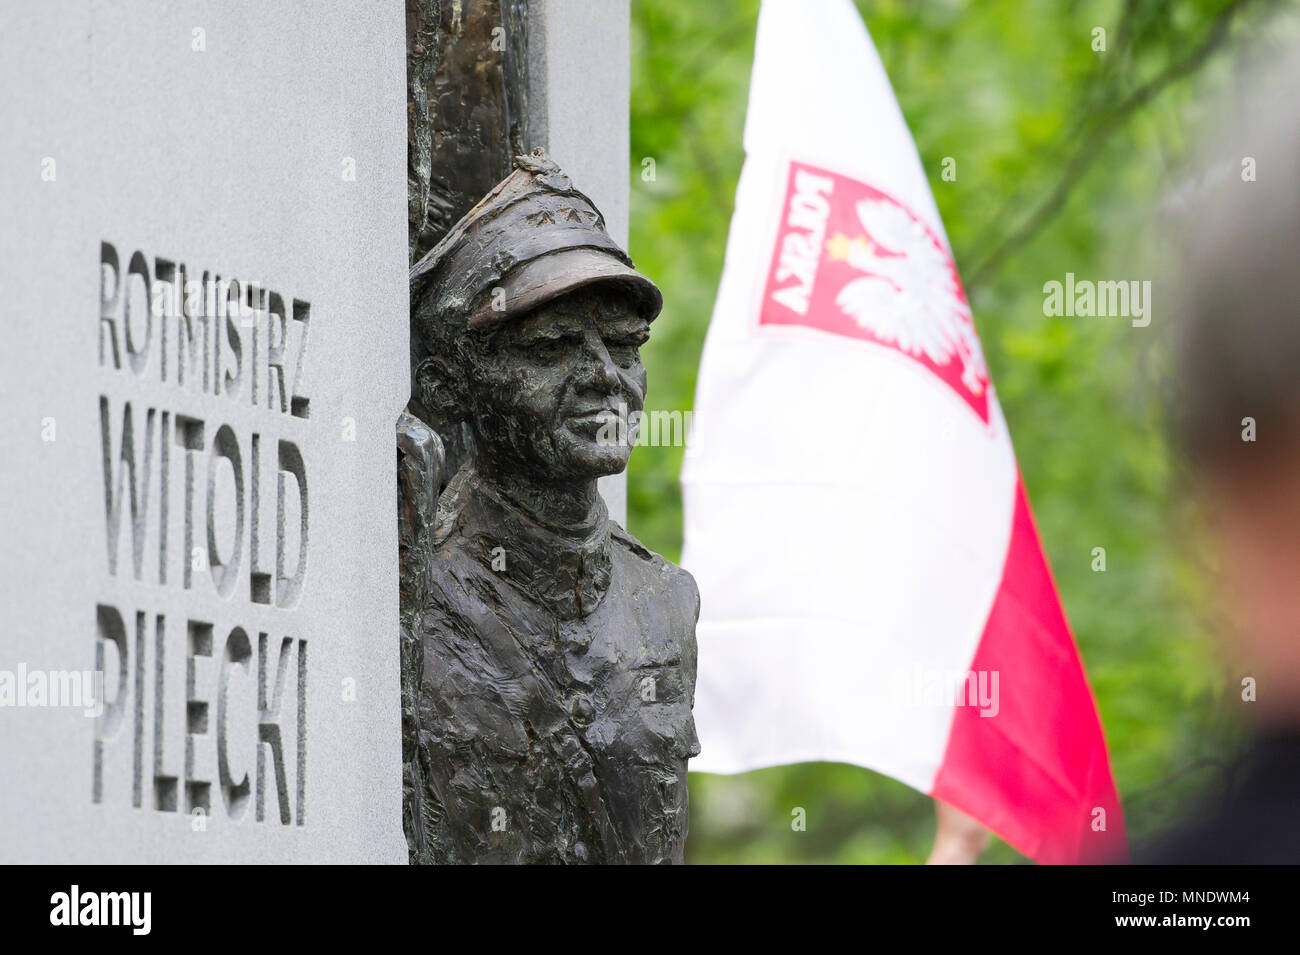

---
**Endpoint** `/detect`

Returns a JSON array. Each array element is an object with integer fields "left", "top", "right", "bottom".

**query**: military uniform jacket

[{"left": 411, "top": 468, "right": 700, "bottom": 864}]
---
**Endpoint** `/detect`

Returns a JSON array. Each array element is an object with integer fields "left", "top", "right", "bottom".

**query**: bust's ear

[
  {"left": 414, "top": 353, "right": 462, "bottom": 426},
  {"left": 413, "top": 351, "right": 475, "bottom": 476}
]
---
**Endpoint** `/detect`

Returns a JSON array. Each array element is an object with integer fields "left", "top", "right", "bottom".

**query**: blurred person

[{"left": 1148, "top": 47, "right": 1300, "bottom": 864}]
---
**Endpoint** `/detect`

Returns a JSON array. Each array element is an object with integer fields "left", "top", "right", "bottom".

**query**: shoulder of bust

[
  {"left": 421, "top": 533, "right": 494, "bottom": 617},
  {"left": 609, "top": 523, "right": 700, "bottom": 615}
]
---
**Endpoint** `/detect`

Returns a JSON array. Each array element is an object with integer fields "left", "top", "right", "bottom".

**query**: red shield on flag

[{"left": 759, "top": 160, "right": 991, "bottom": 423}]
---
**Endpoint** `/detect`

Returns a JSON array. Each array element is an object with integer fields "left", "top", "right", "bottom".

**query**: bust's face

[{"left": 465, "top": 284, "right": 649, "bottom": 483}]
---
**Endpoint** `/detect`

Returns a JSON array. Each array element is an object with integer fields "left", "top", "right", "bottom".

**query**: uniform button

[{"left": 569, "top": 694, "right": 595, "bottom": 726}]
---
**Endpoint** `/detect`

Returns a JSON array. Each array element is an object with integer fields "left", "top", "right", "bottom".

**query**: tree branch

[{"left": 964, "top": 0, "right": 1264, "bottom": 293}]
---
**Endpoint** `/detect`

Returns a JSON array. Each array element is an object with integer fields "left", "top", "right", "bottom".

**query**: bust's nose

[{"left": 575, "top": 327, "right": 621, "bottom": 394}]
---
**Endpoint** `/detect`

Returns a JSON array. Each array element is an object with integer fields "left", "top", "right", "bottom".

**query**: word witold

[{"left": 100, "top": 400, "right": 308, "bottom": 607}]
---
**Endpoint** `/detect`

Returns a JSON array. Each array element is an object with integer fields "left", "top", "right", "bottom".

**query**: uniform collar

[{"left": 437, "top": 467, "right": 613, "bottom": 621}]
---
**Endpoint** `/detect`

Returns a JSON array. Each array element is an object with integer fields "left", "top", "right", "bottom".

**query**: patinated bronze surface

[
  {"left": 406, "top": 0, "right": 532, "bottom": 263},
  {"left": 399, "top": 151, "right": 700, "bottom": 864}
]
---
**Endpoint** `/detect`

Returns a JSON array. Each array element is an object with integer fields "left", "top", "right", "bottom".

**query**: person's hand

[{"left": 925, "top": 798, "right": 990, "bottom": 865}]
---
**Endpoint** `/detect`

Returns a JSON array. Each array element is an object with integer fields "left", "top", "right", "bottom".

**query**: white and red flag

[{"left": 681, "top": 0, "right": 1126, "bottom": 864}]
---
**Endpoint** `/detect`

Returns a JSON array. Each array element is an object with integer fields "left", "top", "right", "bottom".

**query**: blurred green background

[{"left": 625, "top": 0, "right": 1299, "bottom": 863}]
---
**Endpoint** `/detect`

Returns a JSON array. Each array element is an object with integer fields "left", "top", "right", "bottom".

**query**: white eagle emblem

[{"left": 831, "top": 198, "right": 988, "bottom": 396}]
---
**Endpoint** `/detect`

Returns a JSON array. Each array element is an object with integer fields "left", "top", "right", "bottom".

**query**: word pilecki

[{"left": 93, "top": 604, "right": 306, "bottom": 825}]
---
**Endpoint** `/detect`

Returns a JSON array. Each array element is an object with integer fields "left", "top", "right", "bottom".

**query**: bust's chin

[
  {"left": 557, "top": 410, "right": 634, "bottom": 467},
  {"left": 558, "top": 437, "right": 633, "bottom": 479},
  {"left": 477, "top": 436, "right": 631, "bottom": 490}
]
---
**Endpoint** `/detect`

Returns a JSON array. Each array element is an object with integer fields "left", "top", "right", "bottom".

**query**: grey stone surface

[{"left": 0, "top": 3, "right": 408, "bottom": 862}]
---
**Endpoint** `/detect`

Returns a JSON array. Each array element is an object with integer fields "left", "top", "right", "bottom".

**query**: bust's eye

[
  {"left": 607, "top": 342, "right": 641, "bottom": 368},
  {"left": 604, "top": 331, "right": 647, "bottom": 368},
  {"left": 527, "top": 336, "right": 571, "bottom": 361}
]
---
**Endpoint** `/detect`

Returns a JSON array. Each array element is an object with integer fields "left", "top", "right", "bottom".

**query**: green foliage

[{"left": 628, "top": 0, "right": 1297, "bottom": 863}]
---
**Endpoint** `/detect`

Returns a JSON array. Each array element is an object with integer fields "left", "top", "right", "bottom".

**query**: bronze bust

[{"left": 399, "top": 150, "right": 700, "bottom": 864}]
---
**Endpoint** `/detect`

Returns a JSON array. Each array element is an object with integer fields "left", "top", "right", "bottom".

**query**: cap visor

[{"left": 469, "top": 247, "right": 663, "bottom": 327}]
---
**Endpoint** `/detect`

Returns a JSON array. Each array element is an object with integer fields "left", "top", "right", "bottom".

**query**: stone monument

[
  {"left": 0, "top": 0, "right": 666, "bottom": 866},
  {"left": 0, "top": 2, "right": 408, "bottom": 863}
]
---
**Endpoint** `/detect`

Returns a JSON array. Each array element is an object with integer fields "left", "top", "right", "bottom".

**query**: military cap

[{"left": 410, "top": 148, "right": 662, "bottom": 350}]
